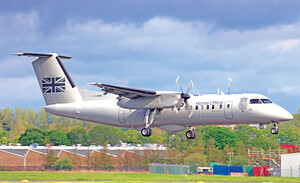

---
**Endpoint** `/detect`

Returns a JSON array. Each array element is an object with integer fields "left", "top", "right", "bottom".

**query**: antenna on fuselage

[{"left": 228, "top": 77, "right": 232, "bottom": 95}]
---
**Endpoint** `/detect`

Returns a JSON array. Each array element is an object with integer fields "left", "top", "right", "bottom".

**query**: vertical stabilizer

[{"left": 15, "top": 53, "right": 82, "bottom": 105}]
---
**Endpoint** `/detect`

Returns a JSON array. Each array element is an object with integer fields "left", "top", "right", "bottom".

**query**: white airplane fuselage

[{"left": 44, "top": 92, "right": 292, "bottom": 132}]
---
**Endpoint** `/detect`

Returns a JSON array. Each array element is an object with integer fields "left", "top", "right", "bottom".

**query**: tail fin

[{"left": 15, "top": 53, "right": 82, "bottom": 105}]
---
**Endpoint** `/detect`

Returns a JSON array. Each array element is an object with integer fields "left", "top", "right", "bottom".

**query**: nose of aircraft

[{"left": 274, "top": 106, "right": 293, "bottom": 121}]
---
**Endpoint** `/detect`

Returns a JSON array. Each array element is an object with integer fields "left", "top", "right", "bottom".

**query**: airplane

[{"left": 15, "top": 52, "right": 293, "bottom": 139}]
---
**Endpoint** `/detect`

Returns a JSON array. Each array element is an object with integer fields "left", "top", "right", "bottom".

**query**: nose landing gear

[
  {"left": 186, "top": 127, "right": 196, "bottom": 139},
  {"left": 270, "top": 121, "right": 279, "bottom": 135}
]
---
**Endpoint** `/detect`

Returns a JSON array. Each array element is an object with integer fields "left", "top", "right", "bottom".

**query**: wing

[{"left": 89, "top": 82, "right": 160, "bottom": 99}]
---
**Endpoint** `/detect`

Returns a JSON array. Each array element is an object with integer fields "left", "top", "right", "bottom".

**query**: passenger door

[{"left": 224, "top": 101, "right": 233, "bottom": 119}]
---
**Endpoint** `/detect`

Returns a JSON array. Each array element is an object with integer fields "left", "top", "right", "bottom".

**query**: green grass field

[{"left": 0, "top": 171, "right": 299, "bottom": 183}]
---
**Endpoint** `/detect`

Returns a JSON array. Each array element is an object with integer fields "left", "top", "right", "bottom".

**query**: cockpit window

[
  {"left": 250, "top": 99, "right": 262, "bottom": 104},
  {"left": 261, "top": 99, "right": 273, "bottom": 104}
]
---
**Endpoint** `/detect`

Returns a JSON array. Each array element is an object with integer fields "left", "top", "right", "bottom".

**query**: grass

[{"left": 0, "top": 171, "right": 299, "bottom": 182}]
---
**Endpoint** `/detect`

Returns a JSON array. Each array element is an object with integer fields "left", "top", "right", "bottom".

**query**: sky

[{"left": 0, "top": 0, "right": 299, "bottom": 113}]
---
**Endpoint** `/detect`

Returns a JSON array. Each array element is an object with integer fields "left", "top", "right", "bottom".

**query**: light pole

[{"left": 227, "top": 152, "right": 233, "bottom": 165}]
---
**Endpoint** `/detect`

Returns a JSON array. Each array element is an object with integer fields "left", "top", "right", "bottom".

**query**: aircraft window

[
  {"left": 227, "top": 104, "right": 230, "bottom": 108},
  {"left": 201, "top": 105, "right": 204, "bottom": 110},
  {"left": 250, "top": 99, "right": 262, "bottom": 104},
  {"left": 261, "top": 99, "right": 273, "bottom": 104},
  {"left": 196, "top": 105, "right": 198, "bottom": 110},
  {"left": 220, "top": 105, "right": 222, "bottom": 109},
  {"left": 212, "top": 105, "right": 215, "bottom": 109},
  {"left": 207, "top": 105, "right": 209, "bottom": 109}
]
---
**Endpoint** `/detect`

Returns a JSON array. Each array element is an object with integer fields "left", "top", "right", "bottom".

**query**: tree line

[{"left": 0, "top": 107, "right": 299, "bottom": 166}]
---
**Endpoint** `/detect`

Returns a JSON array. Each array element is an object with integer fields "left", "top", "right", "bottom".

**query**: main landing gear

[
  {"left": 141, "top": 127, "right": 152, "bottom": 137},
  {"left": 186, "top": 127, "right": 196, "bottom": 139},
  {"left": 140, "top": 108, "right": 197, "bottom": 140},
  {"left": 141, "top": 109, "right": 157, "bottom": 137},
  {"left": 270, "top": 121, "right": 279, "bottom": 135}
]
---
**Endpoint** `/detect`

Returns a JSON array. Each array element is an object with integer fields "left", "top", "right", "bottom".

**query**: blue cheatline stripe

[{"left": 56, "top": 56, "right": 76, "bottom": 88}]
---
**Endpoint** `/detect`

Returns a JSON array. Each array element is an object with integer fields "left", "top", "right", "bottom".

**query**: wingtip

[
  {"left": 87, "top": 82, "right": 101, "bottom": 86},
  {"left": 13, "top": 53, "right": 23, "bottom": 56},
  {"left": 87, "top": 82, "right": 96, "bottom": 85}
]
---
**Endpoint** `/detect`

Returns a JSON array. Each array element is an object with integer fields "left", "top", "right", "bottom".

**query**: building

[
  {"left": 0, "top": 144, "right": 166, "bottom": 171},
  {"left": 281, "top": 153, "right": 300, "bottom": 177}
]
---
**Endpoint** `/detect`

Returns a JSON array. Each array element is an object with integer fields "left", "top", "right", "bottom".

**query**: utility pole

[
  {"left": 87, "top": 141, "right": 90, "bottom": 170},
  {"left": 227, "top": 152, "right": 233, "bottom": 165}
]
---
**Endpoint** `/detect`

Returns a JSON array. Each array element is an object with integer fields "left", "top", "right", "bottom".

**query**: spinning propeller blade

[{"left": 175, "top": 76, "right": 194, "bottom": 118}]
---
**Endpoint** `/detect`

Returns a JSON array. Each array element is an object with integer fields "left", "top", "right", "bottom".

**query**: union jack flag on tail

[{"left": 42, "top": 77, "right": 66, "bottom": 93}]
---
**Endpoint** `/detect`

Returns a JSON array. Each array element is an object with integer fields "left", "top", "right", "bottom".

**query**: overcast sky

[{"left": 0, "top": 0, "right": 299, "bottom": 113}]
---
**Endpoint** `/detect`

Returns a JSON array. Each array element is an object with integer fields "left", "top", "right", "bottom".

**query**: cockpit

[{"left": 249, "top": 98, "right": 273, "bottom": 104}]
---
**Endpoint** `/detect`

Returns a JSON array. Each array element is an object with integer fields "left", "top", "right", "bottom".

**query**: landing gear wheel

[
  {"left": 186, "top": 130, "right": 196, "bottom": 139},
  {"left": 141, "top": 127, "right": 152, "bottom": 137},
  {"left": 270, "top": 128, "right": 278, "bottom": 135},
  {"left": 270, "top": 121, "right": 279, "bottom": 135}
]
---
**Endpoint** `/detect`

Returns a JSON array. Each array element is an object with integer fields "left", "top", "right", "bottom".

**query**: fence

[
  {"left": 150, "top": 163, "right": 190, "bottom": 174},
  {"left": 0, "top": 166, "right": 149, "bottom": 172}
]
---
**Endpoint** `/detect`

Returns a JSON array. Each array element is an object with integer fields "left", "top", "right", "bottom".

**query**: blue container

[
  {"left": 228, "top": 166, "right": 243, "bottom": 173},
  {"left": 213, "top": 165, "right": 229, "bottom": 175}
]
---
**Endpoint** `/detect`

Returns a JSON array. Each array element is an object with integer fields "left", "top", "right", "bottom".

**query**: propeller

[{"left": 175, "top": 76, "right": 194, "bottom": 118}]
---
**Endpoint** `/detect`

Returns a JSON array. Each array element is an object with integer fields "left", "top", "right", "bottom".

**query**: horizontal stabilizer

[{"left": 13, "top": 53, "right": 71, "bottom": 59}]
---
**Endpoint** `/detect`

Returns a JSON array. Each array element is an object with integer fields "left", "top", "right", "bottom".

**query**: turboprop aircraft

[{"left": 15, "top": 53, "right": 293, "bottom": 139}]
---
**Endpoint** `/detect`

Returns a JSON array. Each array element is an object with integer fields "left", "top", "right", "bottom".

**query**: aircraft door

[
  {"left": 224, "top": 101, "right": 233, "bottom": 119},
  {"left": 118, "top": 108, "right": 125, "bottom": 123}
]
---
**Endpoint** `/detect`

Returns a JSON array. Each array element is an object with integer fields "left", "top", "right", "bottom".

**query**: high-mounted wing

[{"left": 89, "top": 82, "right": 160, "bottom": 99}]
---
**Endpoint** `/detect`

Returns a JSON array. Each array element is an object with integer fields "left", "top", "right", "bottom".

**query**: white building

[{"left": 281, "top": 153, "right": 300, "bottom": 177}]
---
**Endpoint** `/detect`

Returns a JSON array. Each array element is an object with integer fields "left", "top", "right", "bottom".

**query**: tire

[
  {"left": 148, "top": 128, "right": 152, "bottom": 136},
  {"left": 191, "top": 130, "right": 196, "bottom": 139},
  {"left": 141, "top": 127, "right": 151, "bottom": 137},
  {"left": 270, "top": 128, "right": 278, "bottom": 135},
  {"left": 186, "top": 130, "right": 195, "bottom": 139}
]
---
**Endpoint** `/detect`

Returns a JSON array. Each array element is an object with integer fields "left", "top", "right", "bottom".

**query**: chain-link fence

[{"left": 150, "top": 163, "right": 190, "bottom": 174}]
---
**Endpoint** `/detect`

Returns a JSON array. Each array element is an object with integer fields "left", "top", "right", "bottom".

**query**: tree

[
  {"left": 235, "top": 125, "right": 259, "bottom": 147},
  {"left": 25, "top": 109, "right": 38, "bottom": 126},
  {"left": 100, "top": 141, "right": 114, "bottom": 170},
  {"left": 123, "top": 129, "right": 145, "bottom": 144},
  {"left": 48, "top": 130, "right": 70, "bottom": 146},
  {"left": 19, "top": 128, "right": 46, "bottom": 146},
  {"left": 251, "top": 129, "right": 279, "bottom": 150},
  {"left": 231, "top": 156, "right": 248, "bottom": 166},
  {"left": 223, "top": 144, "right": 234, "bottom": 164},
  {"left": 184, "top": 152, "right": 207, "bottom": 167},
  {"left": 39, "top": 108, "right": 49, "bottom": 130},
  {"left": 44, "top": 149, "right": 58, "bottom": 169},
  {"left": 205, "top": 138, "right": 222, "bottom": 165},
  {"left": 54, "top": 157, "right": 73, "bottom": 171},
  {"left": 0, "top": 130, "right": 7, "bottom": 138},
  {"left": 0, "top": 137, "right": 8, "bottom": 145},
  {"left": 67, "top": 127, "right": 89, "bottom": 146},
  {"left": 235, "top": 140, "right": 246, "bottom": 157},
  {"left": 89, "top": 125, "right": 124, "bottom": 145},
  {"left": 1, "top": 108, "right": 13, "bottom": 131},
  {"left": 202, "top": 126, "right": 239, "bottom": 149}
]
